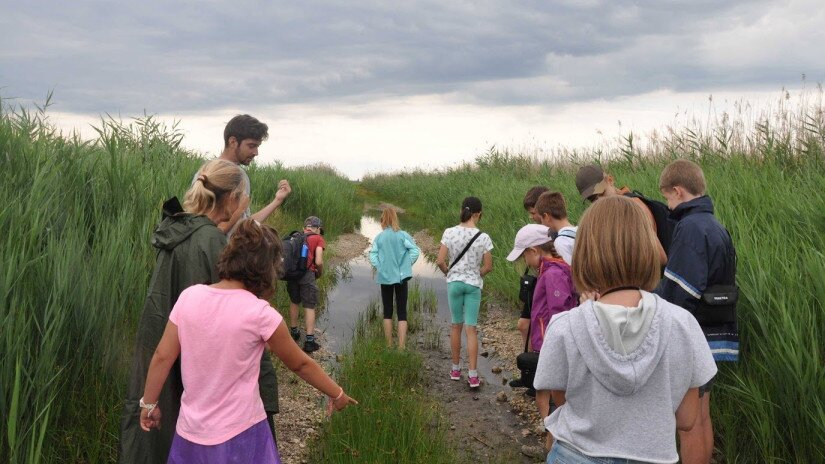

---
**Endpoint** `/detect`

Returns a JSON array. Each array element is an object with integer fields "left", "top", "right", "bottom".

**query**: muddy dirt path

[
  {"left": 274, "top": 209, "right": 547, "bottom": 463},
  {"left": 411, "top": 230, "right": 546, "bottom": 463}
]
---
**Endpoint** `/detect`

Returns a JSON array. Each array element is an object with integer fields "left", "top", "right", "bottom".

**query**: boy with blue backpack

[{"left": 285, "top": 216, "right": 326, "bottom": 353}]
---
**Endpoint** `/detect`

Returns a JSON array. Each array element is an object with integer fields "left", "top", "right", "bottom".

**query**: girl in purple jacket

[{"left": 507, "top": 224, "right": 577, "bottom": 412}]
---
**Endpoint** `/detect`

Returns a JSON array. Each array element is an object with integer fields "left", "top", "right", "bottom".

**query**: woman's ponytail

[
  {"left": 460, "top": 206, "right": 473, "bottom": 223},
  {"left": 459, "top": 196, "right": 482, "bottom": 223},
  {"left": 184, "top": 159, "right": 245, "bottom": 216}
]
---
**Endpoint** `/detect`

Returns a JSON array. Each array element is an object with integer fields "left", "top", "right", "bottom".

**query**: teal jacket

[{"left": 369, "top": 228, "right": 420, "bottom": 285}]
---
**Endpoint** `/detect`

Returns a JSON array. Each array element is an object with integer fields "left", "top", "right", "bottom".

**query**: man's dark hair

[
  {"left": 523, "top": 186, "right": 549, "bottom": 210},
  {"left": 224, "top": 114, "right": 269, "bottom": 147}
]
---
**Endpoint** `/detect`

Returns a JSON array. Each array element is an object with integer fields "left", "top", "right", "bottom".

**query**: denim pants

[{"left": 547, "top": 441, "right": 651, "bottom": 464}]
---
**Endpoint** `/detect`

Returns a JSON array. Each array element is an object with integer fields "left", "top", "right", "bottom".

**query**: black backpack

[
  {"left": 280, "top": 231, "right": 316, "bottom": 281},
  {"left": 624, "top": 190, "right": 675, "bottom": 255}
]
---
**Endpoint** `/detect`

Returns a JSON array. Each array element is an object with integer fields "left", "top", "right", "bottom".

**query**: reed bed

[
  {"left": 361, "top": 93, "right": 825, "bottom": 462},
  {"left": 0, "top": 101, "right": 361, "bottom": 462}
]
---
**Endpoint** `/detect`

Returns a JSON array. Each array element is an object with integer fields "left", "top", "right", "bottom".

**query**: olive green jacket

[{"left": 118, "top": 210, "right": 278, "bottom": 464}]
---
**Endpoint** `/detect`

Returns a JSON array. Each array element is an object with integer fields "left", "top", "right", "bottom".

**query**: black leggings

[{"left": 380, "top": 281, "right": 409, "bottom": 321}]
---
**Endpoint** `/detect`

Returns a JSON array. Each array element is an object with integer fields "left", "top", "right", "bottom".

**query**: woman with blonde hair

[
  {"left": 120, "top": 159, "right": 253, "bottom": 463},
  {"left": 534, "top": 196, "right": 716, "bottom": 464},
  {"left": 369, "top": 207, "right": 420, "bottom": 349}
]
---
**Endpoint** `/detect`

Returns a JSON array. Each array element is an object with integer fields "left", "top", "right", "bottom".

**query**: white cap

[{"left": 506, "top": 224, "right": 553, "bottom": 261}]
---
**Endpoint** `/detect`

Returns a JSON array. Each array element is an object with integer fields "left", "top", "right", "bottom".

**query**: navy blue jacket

[{"left": 655, "top": 196, "right": 735, "bottom": 313}]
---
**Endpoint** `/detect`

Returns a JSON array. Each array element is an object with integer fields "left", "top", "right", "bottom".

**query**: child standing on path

[
  {"left": 288, "top": 216, "right": 326, "bottom": 353},
  {"left": 535, "top": 196, "right": 716, "bottom": 464},
  {"left": 369, "top": 207, "right": 421, "bottom": 349},
  {"left": 139, "top": 221, "right": 356, "bottom": 463},
  {"left": 655, "top": 159, "right": 738, "bottom": 464},
  {"left": 535, "top": 192, "right": 577, "bottom": 266},
  {"left": 506, "top": 224, "right": 577, "bottom": 407},
  {"left": 511, "top": 186, "right": 551, "bottom": 389},
  {"left": 436, "top": 197, "right": 494, "bottom": 389}
]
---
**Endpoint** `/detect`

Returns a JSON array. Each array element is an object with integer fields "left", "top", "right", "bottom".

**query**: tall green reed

[{"left": 0, "top": 100, "right": 361, "bottom": 462}]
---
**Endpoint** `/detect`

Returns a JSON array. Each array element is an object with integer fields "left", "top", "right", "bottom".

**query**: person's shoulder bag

[{"left": 448, "top": 230, "right": 483, "bottom": 270}]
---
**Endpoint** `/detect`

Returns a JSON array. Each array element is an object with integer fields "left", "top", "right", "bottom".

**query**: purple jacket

[{"left": 531, "top": 258, "right": 577, "bottom": 352}]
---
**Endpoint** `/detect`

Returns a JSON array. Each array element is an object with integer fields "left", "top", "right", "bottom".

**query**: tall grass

[
  {"left": 0, "top": 100, "right": 361, "bottom": 462},
  {"left": 311, "top": 284, "right": 459, "bottom": 463},
  {"left": 362, "top": 92, "right": 825, "bottom": 462}
]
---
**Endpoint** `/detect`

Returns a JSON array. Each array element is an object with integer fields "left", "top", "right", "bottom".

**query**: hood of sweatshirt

[
  {"left": 151, "top": 214, "right": 216, "bottom": 251},
  {"left": 568, "top": 291, "right": 672, "bottom": 396}
]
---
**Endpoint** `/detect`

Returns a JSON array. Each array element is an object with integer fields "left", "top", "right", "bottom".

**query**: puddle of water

[{"left": 319, "top": 216, "right": 513, "bottom": 393}]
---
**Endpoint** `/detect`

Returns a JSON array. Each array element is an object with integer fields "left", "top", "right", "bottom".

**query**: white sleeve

[
  {"left": 534, "top": 315, "right": 570, "bottom": 391},
  {"left": 482, "top": 233, "right": 494, "bottom": 251}
]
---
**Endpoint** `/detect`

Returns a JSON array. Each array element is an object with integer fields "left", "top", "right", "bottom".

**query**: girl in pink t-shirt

[{"left": 139, "top": 220, "right": 357, "bottom": 463}]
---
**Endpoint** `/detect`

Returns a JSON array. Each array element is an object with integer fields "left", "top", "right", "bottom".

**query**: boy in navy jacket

[{"left": 655, "top": 159, "right": 737, "bottom": 464}]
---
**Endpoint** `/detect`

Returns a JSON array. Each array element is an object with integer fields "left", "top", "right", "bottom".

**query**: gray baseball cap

[{"left": 304, "top": 216, "right": 323, "bottom": 228}]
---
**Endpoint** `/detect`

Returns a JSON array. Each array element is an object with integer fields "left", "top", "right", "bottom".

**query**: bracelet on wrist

[{"left": 140, "top": 397, "right": 157, "bottom": 414}]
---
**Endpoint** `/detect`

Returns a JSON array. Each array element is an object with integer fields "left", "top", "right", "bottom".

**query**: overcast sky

[{"left": 2, "top": 0, "right": 823, "bottom": 178}]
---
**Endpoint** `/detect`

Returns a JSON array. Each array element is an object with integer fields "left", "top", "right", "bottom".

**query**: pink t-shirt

[{"left": 168, "top": 284, "right": 283, "bottom": 445}]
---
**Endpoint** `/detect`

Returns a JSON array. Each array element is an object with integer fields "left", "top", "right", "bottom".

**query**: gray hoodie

[{"left": 534, "top": 291, "right": 716, "bottom": 463}]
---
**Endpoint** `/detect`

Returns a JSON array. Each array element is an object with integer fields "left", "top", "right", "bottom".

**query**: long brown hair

[
  {"left": 216, "top": 220, "right": 283, "bottom": 299},
  {"left": 572, "top": 196, "right": 660, "bottom": 293}
]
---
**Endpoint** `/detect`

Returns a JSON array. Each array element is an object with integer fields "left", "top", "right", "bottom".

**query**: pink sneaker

[
  {"left": 468, "top": 376, "right": 481, "bottom": 388},
  {"left": 449, "top": 369, "right": 461, "bottom": 381}
]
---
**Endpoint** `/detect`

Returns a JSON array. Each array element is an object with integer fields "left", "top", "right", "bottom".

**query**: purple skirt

[{"left": 168, "top": 419, "right": 280, "bottom": 463}]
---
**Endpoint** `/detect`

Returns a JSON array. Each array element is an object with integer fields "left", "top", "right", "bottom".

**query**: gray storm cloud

[{"left": 1, "top": 0, "right": 821, "bottom": 115}]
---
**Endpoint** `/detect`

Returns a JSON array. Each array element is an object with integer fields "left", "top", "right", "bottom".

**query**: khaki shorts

[{"left": 286, "top": 271, "right": 319, "bottom": 308}]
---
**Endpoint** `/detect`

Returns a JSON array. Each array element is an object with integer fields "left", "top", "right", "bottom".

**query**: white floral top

[{"left": 440, "top": 226, "right": 494, "bottom": 288}]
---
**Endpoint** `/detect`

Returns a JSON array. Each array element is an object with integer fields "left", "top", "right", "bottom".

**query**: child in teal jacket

[{"left": 369, "top": 208, "right": 420, "bottom": 349}]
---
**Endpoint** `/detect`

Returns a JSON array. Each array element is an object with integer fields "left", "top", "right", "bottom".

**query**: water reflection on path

[{"left": 318, "top": 216, "right": 510, "bottom": 394}]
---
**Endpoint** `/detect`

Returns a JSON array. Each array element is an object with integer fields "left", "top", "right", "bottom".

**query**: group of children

[
  {"left": 419, "top": 159, "right": 735, "bottom": 464},
  {"left": 444, "top": 159, "right": 736, "bottom": 464}
]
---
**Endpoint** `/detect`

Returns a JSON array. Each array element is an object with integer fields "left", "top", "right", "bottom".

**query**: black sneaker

[
  {"left": 303, "top": 339, "right": 320, "bottom": 353},
  {"left": 525, "top": 387, "right": 536, "bottom": 398},
  {"left": 509, "top": 378, "right": 525, "bottom": 388},
  {"left": 290, "top": 327, "right": 300, "bottom": 341}
]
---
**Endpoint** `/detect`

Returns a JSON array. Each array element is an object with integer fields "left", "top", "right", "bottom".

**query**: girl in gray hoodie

[{"left": 534, "top": 196, "right": 716, "bottom": 464}]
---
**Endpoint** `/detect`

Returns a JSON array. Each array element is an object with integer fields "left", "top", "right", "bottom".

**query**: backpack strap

[{"left": 449, "top": 231, "right": 483, "bottom": 270}]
